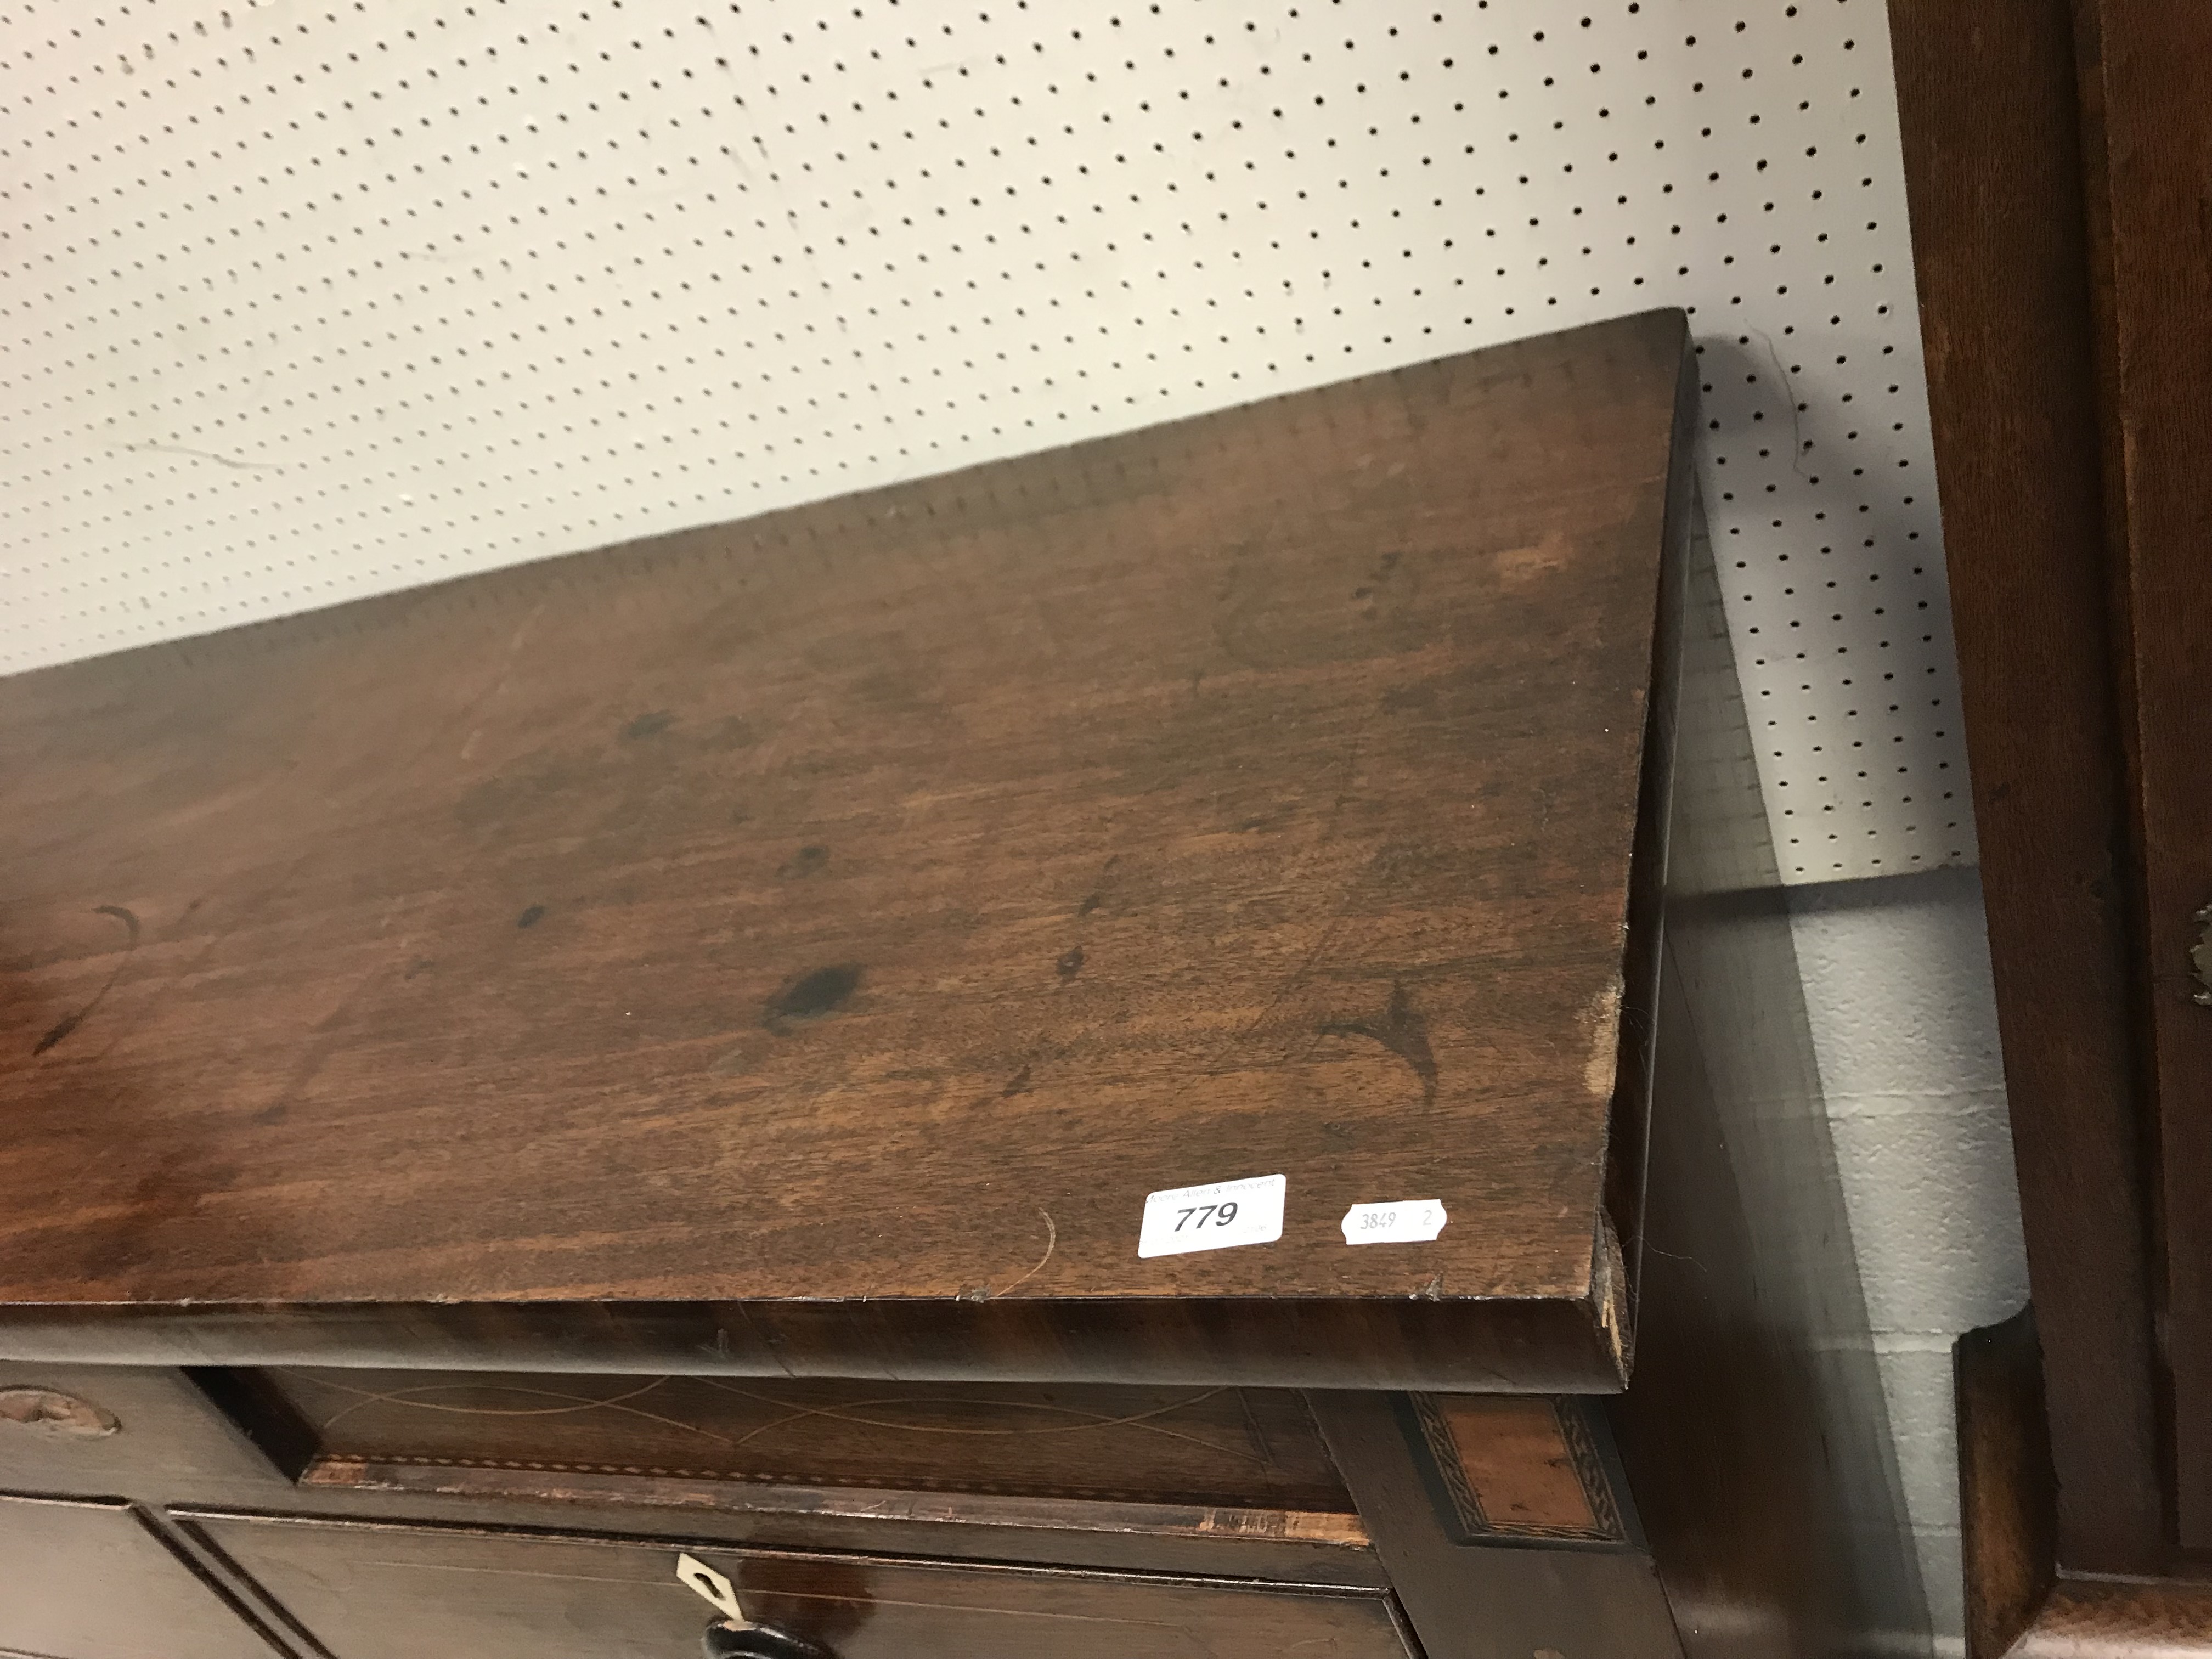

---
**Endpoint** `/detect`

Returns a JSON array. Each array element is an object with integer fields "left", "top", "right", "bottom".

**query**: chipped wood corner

[
  {"left": 1582, "top": 978, "right": 1627, "bottom": 1103},
  {"left": 1592, "top": 1207, "right": 1634, "bottom": 1388}
]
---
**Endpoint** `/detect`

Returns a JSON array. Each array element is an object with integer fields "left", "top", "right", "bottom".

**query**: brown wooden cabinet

[
  {"left": 0, "top": 313, "right": 1882, "bottom": 1658},
  {"left": 0, "top": 1358, "right": 1670, "bottom": 1659}
]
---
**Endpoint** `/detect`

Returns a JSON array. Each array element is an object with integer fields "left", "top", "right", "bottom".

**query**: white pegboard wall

[{"left": 0, "top": 0, "right": 1971, "bottom": 881}]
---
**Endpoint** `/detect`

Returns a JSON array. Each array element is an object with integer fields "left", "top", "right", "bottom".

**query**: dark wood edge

[
  {"left": 1959, "top": 1312, "right": 2212, "bottom": 1657},
  {"left": 168, "top": 1510, "right": 449, "bottom": 1659},
  {"left": 1957, "top": 1311, "right": 2057, "bottom": 1659},
  {"left": 58, "top": 1504, "right": 318, "bottom": 1659},
  {"left": 182, "top": 1367, "right": 324, "bottom": 1485},
  {"left": 295, "top": 1456, "right": 1370, "bottom": 1550},
  {"left": 2068, "top": 0, "right": 2212, "bottom": 1557},
  {"left": 10, "top": 310, "right": 1696, "bottom": 697},
  {"left": 1606, "top": 315, "right": 1701, "bottom": 1317},
  {"left": 1308, "top": 1390, "right": 1683, "bottom": 1659},
  {"left": 122, "top": 1502, "right": 315, "bottom": 1659},
  {"left": 176, "top": 1505, "right": 1405, "bottom": 1601},
  {"left": 0, "top": 1295, "right": 1629, "bottom": 1393},
  {"left": 1887, "top": 0, "right": 2168, "bottom": 1571}
]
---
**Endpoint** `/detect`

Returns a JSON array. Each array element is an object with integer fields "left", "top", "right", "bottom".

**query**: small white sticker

[
  {"left": 1138, "top": 1173, "right": 1286, "bottom": 1259},
  {"left": 1340, "top": 1200, "right": 1448, "bottom": 1244}
]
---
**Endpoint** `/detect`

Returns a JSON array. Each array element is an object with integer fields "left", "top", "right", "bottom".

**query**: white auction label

[
  {"left": 1137, "top": 1173, "right": 1286, "bottom": 1259},
  {"left": 1339, "top": 1200, "right": 1448, "bottom": 1244}
]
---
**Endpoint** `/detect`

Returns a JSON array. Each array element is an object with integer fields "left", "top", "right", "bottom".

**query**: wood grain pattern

[
  {"left": 1957, "top": 1311, "right": 2212, "bottom": 1657},
  {"left": 2068, "top": 0, "right": 2212, "bottom": 1556},
  {"left": 1956, "top": 1313, "right": 2055, "bottom": 1659},
  {"left": 1887, "top": 0, "right": 2168, "bottom": 1574},
  {"left": 0, "top": 312, "right": 1691, "bottom": 1390},
  {"left": 190, "top": 1513, "right": 1417, "bottom": 1659}
]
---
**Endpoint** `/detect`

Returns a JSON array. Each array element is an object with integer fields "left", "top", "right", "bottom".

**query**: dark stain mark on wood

[
  {"left": 764, "top": 964, "right": 862, "bottom": 1032},
  {"left": 1076, "top": 855, "right": 1121, "bottom": 918},
  {"left": 516, "top": 905, "right": 546, "bottom": 929},
  {"left": 32, "top": 905, "right": 140, "bottom": 1057},
  {"left": 253, "top": 1103, "right": 290, "bottom": 1126},
  {"left": 622, "top": 710, "right": 673, "bottom": 741},
  {"left": 31, "top": 1013, "right": 83, "bottom": 1058},
  {"left": 1056, "top": 946, "right": 1086, "bottom": 980},
  {"left": 1318, "top": 979, "right": 1438, "bottom": 1108},
  {"left": 778, "top": 844, "right": 830, "bottom": 879},
  {"left": 403, "top": 957, "right": 435, "bottom": 979},
  {"left": 704, "top": 714, "right": 759, "bottom": 749},
  {"left": 1001, "top": 1065, "right": 1033, "bottom": 1097}
]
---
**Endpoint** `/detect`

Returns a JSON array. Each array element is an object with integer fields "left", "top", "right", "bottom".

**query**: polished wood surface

[
  {"left": 0, "top": 311, "right": 1689, "bottom": 1389},
  {"left": 1892, "top": 0, "right": 2212, "bottom": 1581},
  {"left": 0, "top": 1492, "right": 284, "bottom": 1659},
  {"left": 1956, "top": 1313, "right": 2054, "bottom": 1659},
  {"left": 1957, "top": 1312, "right": 2212, "bottom": 1657},
  {"left": 190, "top": 1514, "right": 1416, "bottom": 1659},
  {"left": 1888, "top": 0, "right": 2162, "bottom": 1575},
  {"left": 2069, "top": 0, "right": 2212, "bottom": 1554}
]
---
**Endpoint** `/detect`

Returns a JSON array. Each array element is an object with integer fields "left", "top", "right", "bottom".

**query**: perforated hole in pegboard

[{"left": 0, "top": 0, "right": 1970, "bottom": 881}]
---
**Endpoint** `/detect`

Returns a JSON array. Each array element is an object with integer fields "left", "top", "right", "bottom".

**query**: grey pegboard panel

[{"left": 0, "top": 0, "right": 1970, "bottom": 881}]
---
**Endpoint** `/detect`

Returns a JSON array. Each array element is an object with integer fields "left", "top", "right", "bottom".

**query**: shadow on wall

[
  {"left": 1615, "top": 517, "right": 1942, "bottom": 1659},
  {"left": 1789, "top": 861, "right": 2028, "bottom": 1652}
]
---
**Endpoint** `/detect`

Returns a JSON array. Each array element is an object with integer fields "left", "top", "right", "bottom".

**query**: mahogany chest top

[{"left": 0, "top": 311, "right": 1693, "bottom": 1392}]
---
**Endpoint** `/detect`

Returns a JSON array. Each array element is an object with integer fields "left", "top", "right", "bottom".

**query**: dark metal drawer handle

[{"left": 703, "top": 1617, "right": 829, "bottom": 1659}]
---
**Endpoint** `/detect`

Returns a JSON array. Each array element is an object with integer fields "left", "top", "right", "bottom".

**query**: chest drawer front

[
  {"left": 0, "top": 1494, "right": 281, "bottom": 1659},
  {"left": 189, "top": 1514, "right": 1413, "bottom": 1659},
  {"left": 225, "top": 1367, "right": 1358, "bottom": 1519}
]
